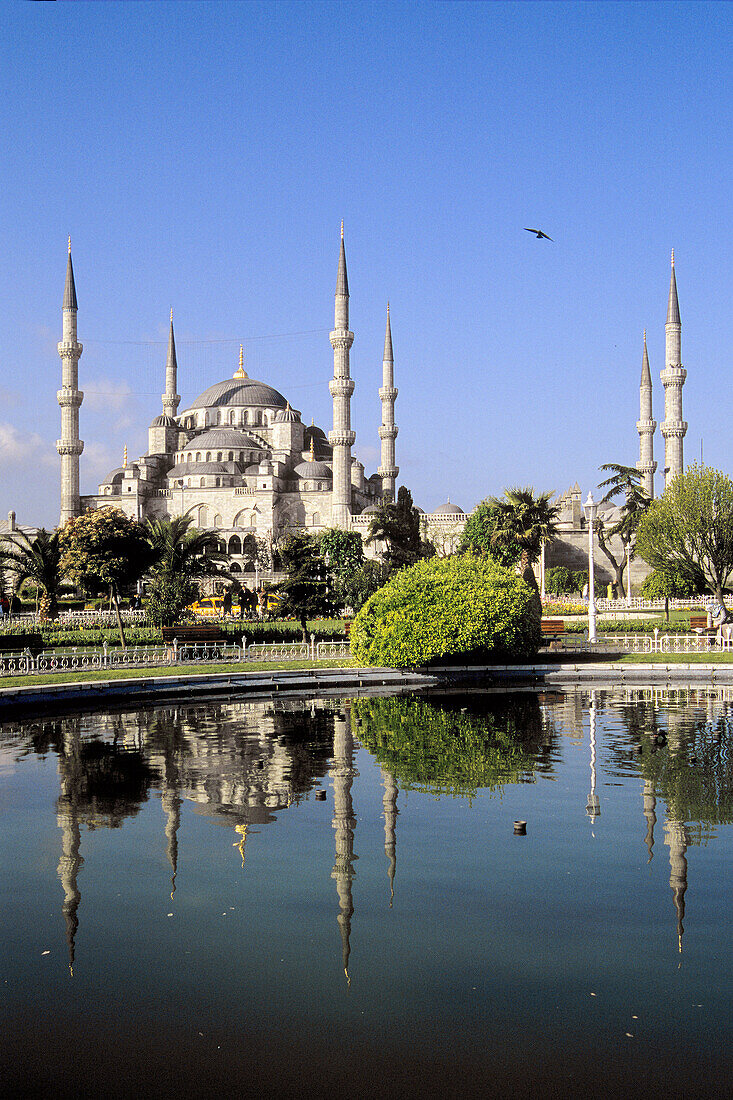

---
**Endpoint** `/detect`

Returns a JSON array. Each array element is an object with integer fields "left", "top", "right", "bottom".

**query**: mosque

[{"left": 56, "top": 231, "right": 687, "bottom": 586}]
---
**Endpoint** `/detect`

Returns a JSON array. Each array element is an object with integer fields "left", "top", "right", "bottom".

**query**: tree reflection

[{"left": 354, "top": 693, "right": 552, "bottom": 799}]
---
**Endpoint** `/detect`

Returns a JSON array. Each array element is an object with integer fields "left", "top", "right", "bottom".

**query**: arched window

[
  {"left": 230, "top": 562, "right": 241, "bottom": 573},
  {"left": 249, "top": 513, "right": 257, "bottom": 528},
  {"left": 198, "top": 506, "right": 209, "bottom": 527},
  {"left": 215, "top": 478, "right": 221, "bottom": 487},
  {"left": 229, "top": 410, "right": 235, "bottom": 425},
  {"left": 312, "top": 512, "right": 320, "bottom": 526},
  {"left": 243, "top": 410, "right": 249, "bottom": 425},
  {"left": 187, "top": 453, "right": 192, "bottom": 462},
  {"left": 228, "top": 535, "right": 242, "bottom": 555},
  {"left": 214, "top": 514, "right": 223, "bottom": 528},
  {"left": 200, "top": 478, "right": 206, "bottom": 488},
  {"left": 233, "top": 510, "right": 246, "bottom": 528},
  {"left": 196, "top": 452, "right": 202, "bottom": 462},
  {"left": 206, "top": 452, "right": 211, "bottom": 462},
  {"left": 217, "top": 452, "right": 222, "bottom": 462},
  {"left": 228, "top": 451, "right": 234, "bottom": 461}
]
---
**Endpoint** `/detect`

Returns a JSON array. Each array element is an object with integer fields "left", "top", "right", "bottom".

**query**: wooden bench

[
  {"left": 0, "top": 633, "right": 45, "bottom": 657},
  {"left": 161, "top": 624, "right": 228, "bottom": 645},
  {"left": 541, "top": 619, "right": 566, "bottom": 649},
  {"left": 690, "top": 614, "right": 717, "bottom": 639}
]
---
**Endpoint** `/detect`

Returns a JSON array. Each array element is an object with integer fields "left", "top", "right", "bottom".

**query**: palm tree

[
  {"left": 144, "top": 516, "right": 229, "bottom": 625},
  {"left": 486, "top": 487, "right": 559, "bottom": 586},
  {"left": 0, "top": 528, "right": 64, "bottom": 619},
  {"left": 597, "top": 464, "right": 650, "bottom": 597},
  {"left": 366, "top": 486, "right": 430, "bottom": 570}
]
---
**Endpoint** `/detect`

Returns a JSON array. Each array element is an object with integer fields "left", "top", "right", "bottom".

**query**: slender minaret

[
  {"left": 57, "top": 725, "right": 84, "bottom": 977},
  {"left": 381, "top": 766, "right": 398, "bottom": 907},
  {"left": 637, "top": 331, "right": 657, "bottom": 498},
  {"left": 378, "top": 304, "right": 399, "bottom": 501},
  {"left": 57, "top": 239, "right": 84, "bottom": 524},
  {"left": 660, "top": 251, "right": 687, "bottom": 489},
  {"left": 331, "top": 705, "right": 358, "bottom": 985},
  {"left": 329, "top": 223, "right": 356, "bottom": 529},
  {"left": 162, "top": 309, "right": 181, "bottom": 419}
]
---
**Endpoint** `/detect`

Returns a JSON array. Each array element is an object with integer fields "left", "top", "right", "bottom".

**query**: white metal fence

[
  {"left": 596, "top": 631, "right": 733, "bottom": 654},
  {"left": 1, "top": 609, "right": 149, "bottom": 629},
  {"left": 594, "top": 596, "right": 715, "bottom": 612},
  {"left": 0, "top": 638, "right": 352, "bottom": 678}
]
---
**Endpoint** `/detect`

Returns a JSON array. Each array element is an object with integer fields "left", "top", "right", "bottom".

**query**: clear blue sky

[{"left": 2, "top": 0, "right": 732, "bottom": 527}]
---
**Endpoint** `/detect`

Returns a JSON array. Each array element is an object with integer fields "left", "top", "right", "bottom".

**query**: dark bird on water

[{"left": 524, "top": 228, "right": 553, "bottom": 240}]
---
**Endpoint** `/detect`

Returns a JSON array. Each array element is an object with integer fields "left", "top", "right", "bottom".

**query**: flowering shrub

[{"left": 350, "top": 554, "right": 540, "bottom": 668}]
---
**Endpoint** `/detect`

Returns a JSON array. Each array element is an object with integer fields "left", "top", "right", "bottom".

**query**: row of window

[
  {"left": 177, "top": 450, "right": 262, "bottom": 465},
  {"left": 194, "top": 508, "right": 321, "bottom": 530},
  {"left": 181, "top": 408, "right": 274, "bottom": 430}
]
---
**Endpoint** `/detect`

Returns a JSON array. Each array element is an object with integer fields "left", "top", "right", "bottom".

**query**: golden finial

[
  {"left": 340, "top": 220, "right": 344, "bottom": 241},
  {"left": 387, "top": 301, "right": 390, "bottom": 316},
  {"left": 170, "top": 307, "right": 173, "bottom": 324},
  {"left": 233, "top": 343, "right": 247, "bottom": 380},
  {"left": 309, "top": 437, "right": 316, "bottom": 461},
  {"left": 67, "top": 235, "right": 71, "bottom": 255},
  {"left": 643, "top": 329, "right": 647, "bottom": 341},
  {"left": 671, "top": 248, "right": 675, "bottom": 267},
  {"left": 123, "top": 445, "right": 127, "bottom": 468}
]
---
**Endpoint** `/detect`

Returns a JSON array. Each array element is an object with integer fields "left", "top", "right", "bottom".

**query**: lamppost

[
  {"left": 540, "top": 540, "right": 546, "bottom": 599},
  {"left": 625, "top": 537, "right": 633, "bottom": 607},
  {"left": 586, "top": 688, "right": 600, "bottom": 823},
  {"left": 584, "top": 491, "right": 598, "bottom": 644}
]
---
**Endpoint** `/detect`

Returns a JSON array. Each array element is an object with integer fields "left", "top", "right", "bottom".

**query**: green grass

[
  {"left": 0, "top": 658, "right": 356, "bottom": 689},
  {"left": 616, "top": 652, "right": 733, "bottom": 664}
]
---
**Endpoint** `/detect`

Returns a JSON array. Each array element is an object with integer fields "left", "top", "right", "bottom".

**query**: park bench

[
  {"left": 0, "top": 633, "right": 45, "bottom": 657},
  {"left": 541, "top": 619, "right": 566, "bottom": 649},
  {"left": 690, "top": 614, "right": 717, "bottom": 639}
]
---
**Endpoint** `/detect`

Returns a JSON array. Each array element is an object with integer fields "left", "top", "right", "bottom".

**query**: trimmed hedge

[
  {"left": 0, "top": 618, "right": 348, "bottom": 649},
  {"left": 350, "top": 554, "right": 541, "bottom": 668}
]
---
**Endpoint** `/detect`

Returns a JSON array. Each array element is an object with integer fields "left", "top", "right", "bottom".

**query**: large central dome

[{"left": 189, "top": 376, "right": 288, "bottom": 410}]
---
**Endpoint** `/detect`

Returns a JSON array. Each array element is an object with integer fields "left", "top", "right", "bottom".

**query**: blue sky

[{"left": 2, "top": 0, "right": 732, "bottom": 526}]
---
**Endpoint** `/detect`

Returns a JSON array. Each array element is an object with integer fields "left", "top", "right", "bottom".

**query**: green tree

[
  {"left": 59, "top": 508, "right": 156, "bottom": 647},
  {"left": 350, "top": 552, "right": 541, "bottom": 668},
  {"left": 636, "top": 463, "right": 733, "bottom": 609},
  {"left": 640, "top": 565, "right": 702, "bottom": 621},
  {"left": 366, "top": 486, "right": 432, "bottom": 570},
  {"left": 276, "top": 533, "right": 335, "bottom": 640},
  {"left": 0, "top": 529, "right": 64, "bottom": 620},
  {"left": 545, "top": 565, "right": 580, "bottom": 596},
  {"left": 338, "top": 559, "right": 390, "bottom": 613},
  {"left": 458, "top": 499, "right": 521, "bottom": 568},
  {"left": 597, "top": 463, "right": 650, "bottom": 597},
  {"left": 144, "top": 515, "right": 228, "bottom": 626},
  {"left": 468, "top": 488, "right": 559, "bottom": 608}
]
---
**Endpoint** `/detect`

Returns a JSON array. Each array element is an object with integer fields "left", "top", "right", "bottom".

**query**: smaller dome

[
  {"left": 150, "top": 414, "right": 177, "bottom": 428},
  {"left": 361, "top": 504, "right": 380, "bottom": 515},
  {"left": 294, "top": 460, "right": 332, "bottom": 480},
  {"left": 168, "top": 461, "right": 230, "bottom": 477},
  {"left": 351, "top": 457, "right": 364, "bottom": 468},
  {"left": 274, "top": 404, "right": 301, "bottom": 424},
  {"left": 244, "top": 464, "right": 261, "bottom": 475},
  {"left": 431, "top": 501, "right": 464, "bottom": 516},
  {"left": 183, "top": 427, "right": 259, "bottom": 451}
]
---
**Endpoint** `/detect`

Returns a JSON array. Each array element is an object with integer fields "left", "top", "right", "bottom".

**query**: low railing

[
  {"left": 0, "top": 609, "right": 149, "bottom": 629},
  {"left": 0, "top": 637, "right": 351, "bottom": 678},
  {"left": 594, "top": 596, "right": 714, "bottom": 612},
  {"left": 596, "top": 631, "right": 733, "bottom": 654}
]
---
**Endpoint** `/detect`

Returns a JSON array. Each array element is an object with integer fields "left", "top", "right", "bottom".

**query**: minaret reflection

[
  {"left": 162, "top": 763, "right": 181, "bottom": 901},
  {"left": 331, "top": 705, "right": 358, "bottom": 985},
  {"left": 642, "top": 779, "right": 657, "bottom": 863},
  {"left": 234, "top": 822, "right": 249, "bottom": 867},
  {"left": 381, "top": 767, "right": 398, "bottom": 907},
  {"left": 586, "top": 691, "right": 600, "bottom": 824},
  {"left": 57, "top": 726, "right": 83, "bottom": 977},
  {"left": 665, "top": 818, "right": 689, "bottom": 956}
]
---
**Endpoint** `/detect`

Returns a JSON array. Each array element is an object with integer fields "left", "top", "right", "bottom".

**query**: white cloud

[
  {"left": 0, "top": 422, "right": 57, "bottom": 468},
  {"left": 83, "top": 377, "right": 135, "bottom": 413}
]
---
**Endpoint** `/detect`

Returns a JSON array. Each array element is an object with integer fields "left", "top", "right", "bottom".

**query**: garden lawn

[{"left": 616, "top": 652, "right": 733, "bottom": 664}]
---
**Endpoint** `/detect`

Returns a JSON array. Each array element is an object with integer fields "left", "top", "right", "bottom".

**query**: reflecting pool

[{"left": 1, "top": 687, "right": 733, "bottom": 1098}]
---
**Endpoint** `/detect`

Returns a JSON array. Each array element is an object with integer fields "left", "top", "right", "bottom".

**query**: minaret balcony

[
  {"left": 660, "top": 419, "right": 688, "bottom": 438},
  {"left": 379, "top": 386, "right": 398, "bottom": 401},
  {"left": 57, "top": 341, "right": 83, "bottom": 359},
  {"left": 660, "top": 366, "right": 687, "bottom": 384},
  {"left": 329, "top": 378, "right": 355, "bottom": 398},
  {"left": 636, "top": 418, "right": 657, "bottom": 433},
  {"left": 636, "top": 459, "right": 658, "bottom": 473},
  {"left": 57, "top": 388, "right": 84, "bottom": 408},
  {"left": 329, "top": 429, "right": 356, "bottom": 447},
  {"left": 56, "top": 439, "right": 84, "bottom": 456},
  {"left": 378, "top": 465, "right": 399, "bottom": 478},
  {"left": 378, "top": 425, "right": 398, "bottom": 440},
  {"left": 329, "top": 330, "right": 354, "bottom": 349}
]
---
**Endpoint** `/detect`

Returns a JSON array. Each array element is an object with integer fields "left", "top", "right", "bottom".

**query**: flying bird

[{"left": 524, "top": 228, "right": 553, "bottom": 240}]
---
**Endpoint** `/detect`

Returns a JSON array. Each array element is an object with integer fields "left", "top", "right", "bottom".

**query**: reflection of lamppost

[
  {"left": 584, "top": 492, "right": 598, "bottom": 643},
  {"left": 586, "top": 689, "right": 600, "bottom": 822}
]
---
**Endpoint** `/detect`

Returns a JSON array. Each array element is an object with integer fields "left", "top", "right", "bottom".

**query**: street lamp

[
  {"left": 584, "top": 491, "right": 598, "bottom": 644},
  {"left": 625, "top": 537, "right": 633, "bottom": 607}
]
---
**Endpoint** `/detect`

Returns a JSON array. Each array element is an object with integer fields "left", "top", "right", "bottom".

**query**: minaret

[
  {"left": 642, "top": 778, "right": 656, "bottom": 863},
  {"left": 665, "top": 818, "right": 688, "bottom": 954},
  {"left": 162, "top": 309, "right": 181, "bottom": 419},
  {"left": 636, "top": 331, "right": 657, "bottom": 498},
  {"left": 378, "top": 304, "right": 399, "bottom": 501},
  {"left": 57, "top": 239, "right": 84, "bottom": 524},
  {"left": 329, "top": 223, "right": 356, "bottom": 529},
  {"left": 57, "top": 725, "right": 84, "bottom": 977},
  {"left": 660, "top": 251, "right": 687, "bottom": 489},
  {"left": 381, "top": 766, "right": 398, "bottom": 907}
]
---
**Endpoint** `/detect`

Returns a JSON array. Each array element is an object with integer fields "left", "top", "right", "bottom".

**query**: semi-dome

[
  {"left": 102, "top": 465, "right": 138, "bottom": 485},
  {"left": 360, "top": 504, "right": 380, "bottom": 515},
  {"left": 294, "top": 459, "right": 332, "bottom": 479},
  {"left": 273, "top": 404, "right": 301, "bottom": 424},
  {"left": 431, "top": 501, "right": 464, "bottom": 515},
  {"left": 183, "top": 427, "right": 260, "bottom": 451},
  {"left": 188, "top": 377, "right": 288, "bottom": 410},
  {"left": 168, "top": 461, "right": 230, "bottom": 477},
  {"left": 150, "top": 413, "right": 177, "bottom": 428}
]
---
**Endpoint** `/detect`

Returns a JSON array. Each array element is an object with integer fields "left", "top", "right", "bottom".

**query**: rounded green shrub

[{"left": 350, "top": 553, "right": 541, "bottom": 668}]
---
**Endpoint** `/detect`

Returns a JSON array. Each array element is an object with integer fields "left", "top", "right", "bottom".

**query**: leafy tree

[
  {"left": 59, "top": 508, "right": 156, "bottom": 647},
  {"left": 458, "top": 499, "right": 521, "bottom": 568},
  {"left": 597, "top": 463, "right": 650, "bottom": 597},
  {"left": 350, "top": 552, "right": 541, "bottom": 668},
  {"left": 366, "top": 486, "right": 432, "bottom": 570},
  {"left": 319, "top": 528, "right": 365, "bottom": 578},
  {"left": 636, "top": 464, "right": 733, "bottom": 609},
  {"left": 640, "top": 565, "right": 702, "bottom": 621},
  {"left": 276, "top": 533, "right": 335, "bottom": 639},
  {"left": 338, "top": 559, "right": 390, "bottom": 613},
  {"left": 545, "top": 565, "right": 579, "bottom": 596},
  {"left": 0, "top": 529, "right": 64, "bottom": 620},
  {"left": 144, "top": 515, "right": 228, "bottom": 626}
]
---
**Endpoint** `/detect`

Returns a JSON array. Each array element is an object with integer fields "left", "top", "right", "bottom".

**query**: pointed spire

[
  {"left": 309, "top": 436, "right": 316, "bottom": 461},
  {"left": 336, "top": 223, "right": 349, "bottom": 298},
  {"left": 233, "top": 343, "right": 247, "bottom": 380},
  {"left": 166, "top": 314, "right": 178, "bottom": 372},
  {"left": 641, "top": 329, "right": 651, "bottom": 387},
  {"left": 123, "top": 444, "right": 127, "bottom": 468},
  {"left": 667, "top": 250, "right": 680, "bottom": 324},
  {"left": 63, "top": 246, "right": 78, "bottom": 311},
  {"left": 383, "top": 303, "right": 393, "bottom": 361}
]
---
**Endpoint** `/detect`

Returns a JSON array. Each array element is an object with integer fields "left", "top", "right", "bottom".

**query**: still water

[{"left": 1, "top": 687, "right": 732, "bottom": 1098}]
